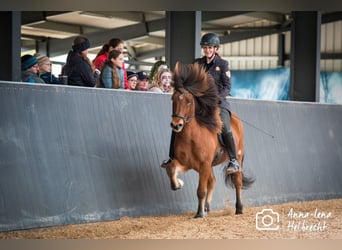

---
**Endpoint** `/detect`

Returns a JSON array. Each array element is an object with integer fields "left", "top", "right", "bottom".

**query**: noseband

[{"left": 172, "top": 89, "right": 194, "bottom": 123}]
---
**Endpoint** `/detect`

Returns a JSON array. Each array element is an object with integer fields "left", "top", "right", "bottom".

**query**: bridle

[{"left": 172, "top": 88, "right": 194, "bottom": 124}]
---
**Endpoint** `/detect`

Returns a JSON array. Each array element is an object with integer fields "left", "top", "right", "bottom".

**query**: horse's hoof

[
  {"left": 235, "top": 209, "right": 243, "bottom": 215},
  {"left": 205, "top": 204, "right": 210, "bottom": 212},
  {"left": 194, "top": 212, "right": 207, "bottom": 218},
  {"left": 160, "top": 159, "right": 172, "bottom": 168},
  {"left": 177, "top": 178, "right": 184, "bottom": 187}
]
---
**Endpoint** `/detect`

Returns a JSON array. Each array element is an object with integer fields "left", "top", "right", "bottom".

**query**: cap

[
  {"left": 21, "top": 54, "right": 38, "bottom": 70},
  {"left": 72, "top": 37, "right": 91, "bottom": 52},
  {"left": 137, "top": 71, "right": 149, "bottom": 80},
  {"left": 127, "top": 71, "right": 138, "bottom": 80}
]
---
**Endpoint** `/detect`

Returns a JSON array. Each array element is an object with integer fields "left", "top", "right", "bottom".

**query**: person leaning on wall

[
  {"left": 36, "top": 54, "right": 61, "bottom": 84},
  {"left": 96, "top": 50, "right": 125, "bottom": 89},
  {"left": 153, "top": 67, "right": 173, "bottom": 93},
  {"left": 21, "top": 54, "right": 45, "bottom": 84},
  {"left": 134, "top": 71, "right": 150, "bottom": 91},
  {"left": 149, "top": 60, "right": 168, "bottom": 80},
  {"left": 62, "top": 35, "right": 100, "bottom": 87},
  {"left": 93, "top": 38, "right": 128, "bottom": 89},
  {"left": 126, "top": 71, "right": 138, "bottom": 90}
]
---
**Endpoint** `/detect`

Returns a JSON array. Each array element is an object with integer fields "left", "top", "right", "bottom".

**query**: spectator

[
  {"left": 135, "top": 71, "right": 149, "bottom": 91},
  {"left": 148, "top": 69, "right": 164, "bottom": 93},
  {"left": 62, "top": 35, "right": 100, "bottom": 87},
  {"left": 21, "top": 54, "right": 45, "bottom": 83},
  {"left": 36, "top": 55, "right": 61, "bottom": 84},
  {"left": 149, "top": 60, "right": 168, "bottom": 80},
  {"left": 148, "top": 81, "right": 163, "bottom": 93},
  {"left": 126, "top": 71, "right": 138, "bottom": 90},
  {"left": 93, "top": 38, "right": 128, "bottom": 89},
  {"left": 96, "top": 50, "right": 124, "bottom": 89},
  {"left": 153, "top": 68, "right": 173, "bottom": 93}
]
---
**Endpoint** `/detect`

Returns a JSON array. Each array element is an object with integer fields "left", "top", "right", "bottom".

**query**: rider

[{"left": 161, "top": 33, "right": 240, "bottom": 174}]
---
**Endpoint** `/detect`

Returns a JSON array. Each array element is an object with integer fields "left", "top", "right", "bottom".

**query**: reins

[
  {"left": 172, "top": 113, "right": 193, "bottom": 123},
  {"left": 232, "top": 113, "right": 275, "bottom": 139}
]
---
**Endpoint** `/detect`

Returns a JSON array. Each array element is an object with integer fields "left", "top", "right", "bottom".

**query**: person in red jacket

[{"left": 93, "top": 38, "right": 128, "bottom": 88}]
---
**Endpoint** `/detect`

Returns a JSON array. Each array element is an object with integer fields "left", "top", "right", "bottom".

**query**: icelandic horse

[{"left": 161, "top": 62, "right": 254, "bottom": 218}]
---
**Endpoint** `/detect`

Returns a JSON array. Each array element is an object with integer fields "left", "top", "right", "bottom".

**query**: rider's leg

[
  {"left": 220, "top": 108, "right": 240, "bottom": 174},
  {"left": 161, "top": 131, "right": 175, "bottom": 168}
]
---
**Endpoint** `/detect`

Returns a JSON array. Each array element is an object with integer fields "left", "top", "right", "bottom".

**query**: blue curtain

[{"left": 231, "top": 68, "right": 342, "bottom": 104}]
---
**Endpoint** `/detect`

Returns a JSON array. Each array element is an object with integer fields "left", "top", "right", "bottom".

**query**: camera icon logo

[{"left": 256, "top": 208, "right": 280, "bottom": 231}]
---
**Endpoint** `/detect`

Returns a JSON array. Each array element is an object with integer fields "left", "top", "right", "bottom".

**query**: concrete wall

[{"left": 0, "top": 82, "right": 341, "bottom": 231}]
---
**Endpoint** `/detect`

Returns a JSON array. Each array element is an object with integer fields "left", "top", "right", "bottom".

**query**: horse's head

[
  {"left": 170, "top": 88, "right": 195, "bottom": 132},
  {"left": 170, "top": 61, "right": 222, "bottom": 134}
]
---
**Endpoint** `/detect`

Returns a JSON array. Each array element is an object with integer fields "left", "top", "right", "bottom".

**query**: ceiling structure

[{"left": 21, "top": 11, "right": 342, "bottom": 66}]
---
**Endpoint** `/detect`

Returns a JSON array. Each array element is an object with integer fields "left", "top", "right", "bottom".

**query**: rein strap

[{"left": 172, "top": 113, "right": 193, "bottom": 123}]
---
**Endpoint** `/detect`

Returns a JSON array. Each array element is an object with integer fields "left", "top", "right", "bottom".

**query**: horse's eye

[{"left": 187, "top": 99, "right": 193, "bottom": 105}]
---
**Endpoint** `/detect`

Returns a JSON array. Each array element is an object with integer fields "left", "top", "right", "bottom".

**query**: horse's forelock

[
  {"left": 172, "top": 62, "right": 187, "bottom": 89},
  {"left": 173, "top": 62, "right": 209, "bottom": 95},
  {"left": 173, "top": 62, "right": 221, "bottom": 132}
]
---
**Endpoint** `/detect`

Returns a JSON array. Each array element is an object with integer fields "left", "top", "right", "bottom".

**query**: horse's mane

[{"left": 173, "top": 62, "right": 222, "bottom": 133}]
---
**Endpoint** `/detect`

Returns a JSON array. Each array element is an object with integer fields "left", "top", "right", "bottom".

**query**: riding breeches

[{"left": 220, "top": 108, "right": 232, "bottom": 134}]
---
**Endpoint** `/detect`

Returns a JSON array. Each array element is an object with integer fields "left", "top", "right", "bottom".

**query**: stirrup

[
  {"left": 160, "top": 158, "right": 172, "bottom": 168},
  {"left": 226, "top": 159, "right": 240, "bottom": 174}
]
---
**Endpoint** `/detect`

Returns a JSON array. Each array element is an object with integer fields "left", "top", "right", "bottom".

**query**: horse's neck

[{"left": 180, "top": 119, "right": 205, "bottom": 139}]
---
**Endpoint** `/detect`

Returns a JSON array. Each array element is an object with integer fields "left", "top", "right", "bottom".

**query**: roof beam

[
  {"left": 21, "top": 11, "right": 342, "bottom": 60},
  {"left": 219, "top": 26, "right": 290, "bottom": 44},
  {"left": 21, "top": 11, "right": 72, "bottom": 25},
  {"left": 202, "top": 11, "right": 252, "bottom": 21},
  {"left": 322, "top": 11, "right": 342, "bottom": 23},
  {"left": 47, "top": 18, "right": 165, "bottom": 57},
  {"left": 244, "top": 12, "right": 286, "bottom": 23}
]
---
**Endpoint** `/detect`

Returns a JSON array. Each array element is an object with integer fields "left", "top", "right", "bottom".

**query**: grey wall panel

[
  {"left": 230, "top": 99, "right": 342, "bottom": 206},
  {"left": 0, "top": 82, "right": 341, "bottom": 231}
]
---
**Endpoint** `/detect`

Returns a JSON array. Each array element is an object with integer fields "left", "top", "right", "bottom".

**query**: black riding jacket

[{"left": 194, "top": 55, "right": 232, "bottom": 112}]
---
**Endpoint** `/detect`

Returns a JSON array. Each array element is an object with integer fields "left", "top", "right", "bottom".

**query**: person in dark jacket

[
  {"left": 62, "top": 35, "right": 100, "bottom": 87},
  {"left": 36, "top": 55, "right": 61, "bottom": 84},
  {"left": 161, "top": 33, "right": 240, "bottom": 175}
]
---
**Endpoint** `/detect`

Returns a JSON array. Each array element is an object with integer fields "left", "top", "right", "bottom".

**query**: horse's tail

[{"left": 224, "top": 154, "right": 255, "bottom": 189}]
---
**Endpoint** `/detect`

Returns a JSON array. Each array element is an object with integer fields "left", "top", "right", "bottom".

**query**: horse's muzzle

[{"left": 170, "top": 122, "right": 184, "bottom": 132}]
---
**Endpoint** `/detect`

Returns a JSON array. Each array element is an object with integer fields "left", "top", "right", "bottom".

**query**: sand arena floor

[{"left": 1, "top": 199, "right": 341, "bottom": 239}]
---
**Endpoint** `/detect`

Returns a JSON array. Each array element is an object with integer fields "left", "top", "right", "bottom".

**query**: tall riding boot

[
  {"left": 161, "top": 131, "right": 175, "bottom": 168},
  {"left": 222, "top": 131, "right": 240, "bottom": 174}
]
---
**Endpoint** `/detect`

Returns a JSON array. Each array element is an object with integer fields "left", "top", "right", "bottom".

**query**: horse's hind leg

[{"left": 232, "top": 172, "right": 243, "bottom": 214}]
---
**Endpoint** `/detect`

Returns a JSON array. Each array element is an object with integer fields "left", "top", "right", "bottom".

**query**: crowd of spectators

[{"left": 20, "top": 36, "right": 173, "bottom": 93}]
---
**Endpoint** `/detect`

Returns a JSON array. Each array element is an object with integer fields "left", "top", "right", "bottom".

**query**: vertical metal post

[
  {"left": 290, "top": 11, "right": 321, "bottom": 102},
  {"left": 0, "top": 11, "right": 21, "bottom": 81},
  {"left": 165, "top": 11, "right": 202, "bottom": 69}
]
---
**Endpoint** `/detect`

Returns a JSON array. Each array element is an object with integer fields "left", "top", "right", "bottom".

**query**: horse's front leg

[
  {"left": 195, "top": 189, "right": 207, "bottom": 218},
  {"left": 194, "top": 168, "right": 210, "bottom": 218}
]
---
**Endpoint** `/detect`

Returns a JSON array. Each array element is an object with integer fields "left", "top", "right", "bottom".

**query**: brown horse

[{"left": 161, "top": 62, "right": 254, "bottom": 218}]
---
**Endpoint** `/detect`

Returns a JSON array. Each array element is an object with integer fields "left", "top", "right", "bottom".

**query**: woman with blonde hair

[{"left": 150, "top": 68, "right": 173, "bottom": 93}]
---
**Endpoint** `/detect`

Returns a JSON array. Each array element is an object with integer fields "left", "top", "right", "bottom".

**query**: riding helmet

[{"left": 200, "top": 33, "right": 220, "bottom": 47}]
